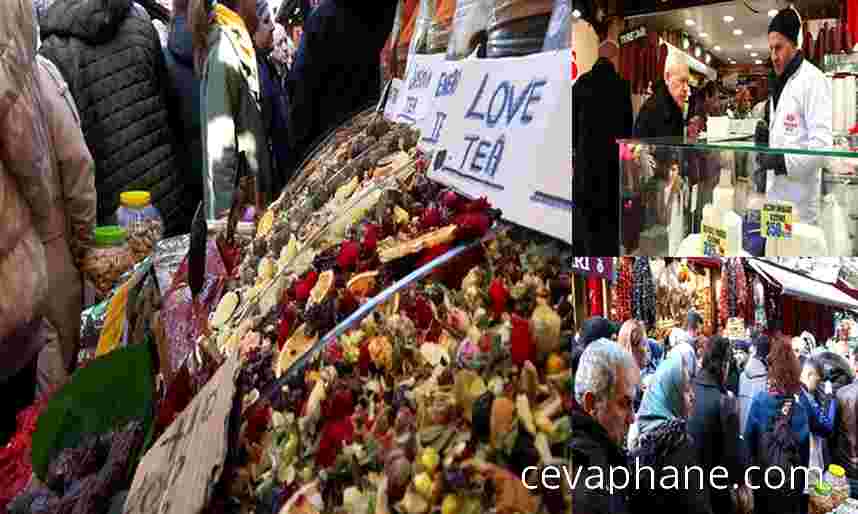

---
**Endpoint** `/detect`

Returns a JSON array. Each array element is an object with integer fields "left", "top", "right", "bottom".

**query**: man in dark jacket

[
  {"left": 571, "top": 339, "right": 639, "bottom": 514},
  {"left": 40, "top": 0, "right": 186, "bottom": 235},
  {"left": 285, "top": 0, "right": 397, "bottom": 170},
  {"left": 688, "top": 336, "right": 744, "bottom": 514},
  {"left": 635, "top": 52, "right": 689, "bottom": 139},
  {"left": 833, "top": 381, "right": 858, "bottom": 497},
  {"left": 162, "top": 0, "right": 202, "bottom": 225},
  {"left": 572, "top": 15, "right": 632, "bottom": 255}
]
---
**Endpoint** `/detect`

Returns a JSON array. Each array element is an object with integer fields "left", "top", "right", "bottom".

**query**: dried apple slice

[{"left": 378, "top": 225, "right": 457, "bottom": 263}]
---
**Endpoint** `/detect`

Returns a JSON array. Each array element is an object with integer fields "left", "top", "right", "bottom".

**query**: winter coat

[
  {"left": 163, "top": 13, "right": 203, "bottom": 223},
  {"left": 628, "top": 419, "right": 714, "bottom": 514},
  {"left": 739, "top": 357, "right": 768, "bottom": 434},
  {"left": 572, "top": 57, "right": 633, "bottom": 255},
  {"left": 569, "top": 406, "right": 633, "bottom": 514},
  {"left": 688, "top": 371, "right": 745, "bottom": 514},
  {"left": 200, "top": 11, "right": 272, "bottom": 220},
  {"left": 258, "top": 51, "right": 290, "bottom": 192},
  {"left": 635, "top": 79, "right": 685, "bottom": 139},
  {"left": 0, "top": 0, "right": 51, "bottom": 381},
  {"left": 35, "top": 54, "right": 97, "bottom": 374},
  {"left": 39, "top": 0, "right": 186, "bottom": 235},
  {"left": 833, "top": 382, "right": 858, "bottom": 479},
  {"left": 743, "top": 391, "right": 811, "bottom": 514},
  {"left": 286, "top": 0, "right": 398, "bottom": 168}
]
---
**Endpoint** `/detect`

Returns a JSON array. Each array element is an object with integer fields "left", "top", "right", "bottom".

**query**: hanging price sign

[
  {"left": 761, "top": 203, "right": 793, "bottom": 240},
  {"left": 702, "top": 224, "right": 726, "bottom": 256}
]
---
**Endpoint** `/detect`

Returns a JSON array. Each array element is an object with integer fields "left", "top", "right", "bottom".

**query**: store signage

[
  {"left": 397, "top": 53, "right": 446, "bottom": 126},
  {"left": 426, "top": 50, "right": 572, "bottom": 243},
  {"left": 569, "top": 257, "right": 614, "bottom": 281},
  {"left": 620, "top": 26, "right": 646, "bottom": 46},
  {"left": 761, "top": 203, "right": 793, "bottom": 240},
  {"left": 124, "top": 357, "right": 240, "bottom": 514},
  {"left": 383, "top": 78, "right": 403, "bottom": 122},
  {"left": 702, "top": 224, "right": 726, "bottom": 256}
]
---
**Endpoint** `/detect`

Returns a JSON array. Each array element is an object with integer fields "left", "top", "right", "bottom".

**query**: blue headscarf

[{"left": 636, "top": 352, "right": 689, "bottom": 437}]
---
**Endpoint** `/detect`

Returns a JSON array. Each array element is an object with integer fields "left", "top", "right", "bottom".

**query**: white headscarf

[{"left": 667, "top": 328, "right": 697, "bottom": 378}]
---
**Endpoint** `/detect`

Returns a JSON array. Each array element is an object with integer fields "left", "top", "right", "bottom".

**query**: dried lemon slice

[
  {"left": 308, "top": 270, "right": 335, "bottom": 305},
  {"left": 347, "top": 271, "right": 378, "bottom": 299},
  {"left": 211, "top": 291, "right": 240, "bottom": 328},
  {"left": 378, "top": 225, "right": 457, "bottom": 263},
  {"left": 256, "top": 209, "right": 275, "bottom": 239},
  {"left": 275, "top": 323, "right": 319, "bottom": 378}
]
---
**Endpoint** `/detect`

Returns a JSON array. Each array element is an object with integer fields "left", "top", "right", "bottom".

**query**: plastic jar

[
  {"left": 117, "top": 191, "right": 164, "bottom": 262},
  {"left": 81, "top": 226, "right": 135, "bottom": 298},
  {"left": 810, "top": 480, "right": 834, "bottom": 514},
  {"left": 827, "top": 464, "right": 850, "bottom": 508},
  {"left": 486, "top": 0, "right": 554, "bottom": 58}
]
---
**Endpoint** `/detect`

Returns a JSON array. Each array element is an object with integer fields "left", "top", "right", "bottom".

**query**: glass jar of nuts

[
  {"left": 117, "top": 191, "right": 164, "bottom": 263},
  {"left": 81, "top": 226, "right": 135, "bottom": 299}
]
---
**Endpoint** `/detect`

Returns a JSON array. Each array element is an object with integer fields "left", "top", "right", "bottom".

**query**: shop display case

[{"left": 618, "top": 136, "right": 858, "bottom": 257}]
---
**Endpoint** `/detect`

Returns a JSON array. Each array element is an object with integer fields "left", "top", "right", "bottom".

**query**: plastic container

[
  {"left": 427, "top": 0, "right": 456, "bottom": 53},
  {"left": 446, "top": 0, "right": 492, "bottom": 60},
  {"left": 486, "top": 0, "right": 554, "bottom": 58},
  {"left": 81, "top": 226, "right": 135, "bottom": 298},
  {"left": 542, "top": 0, "right": 571, "bottom": 51},
  {"left": 810, "top": 480, "right": 834, "bottom": 514},
  {"left": 117, "top": 191, "right": 164, "bottom": 262},
  {"left": 827, "top": 464, "right": 850, "bottom": 508}
]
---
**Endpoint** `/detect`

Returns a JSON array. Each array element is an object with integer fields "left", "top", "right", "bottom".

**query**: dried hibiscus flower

[
  {"left": 489, "top": 278, "right": 509, "bottom": 318},
  {"left": 294, "top": 271, "right": 319, "bottom": 302},
  {"left": 315, "top": 417, "right": 355, "bottom": 468},
  {"left": 337, "top": 240, "right": 361, "bottom": 271}
]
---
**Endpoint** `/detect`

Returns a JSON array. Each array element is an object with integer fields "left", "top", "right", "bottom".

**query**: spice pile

[{"left": 209, "top": 227, "right": 573, "bottom": 514}]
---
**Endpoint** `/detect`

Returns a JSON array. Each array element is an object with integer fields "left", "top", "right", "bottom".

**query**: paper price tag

[
  {"left": 761, "top": 203, "right": 793, "bottom": 240},
  {"left": 702, "top": 224, "right": 726, "bottom": 256}
]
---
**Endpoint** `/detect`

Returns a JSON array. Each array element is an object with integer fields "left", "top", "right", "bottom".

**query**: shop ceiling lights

[
  {"left": 714, "top": 45, "right": 721, "bottom": 51},
  {"left": 768, "top": 9, "right": 778, "bottom": 17},
  {"left": 755, "top": 59, "right": 763, "bottom": 64},
  {"left": 724, "top": 15, "right": 734, "bottom": 23},
  {"left": 750, "top": 52, "right": 758, "bottom": 57},
  {"left": 699, "top": 32, "right": 708, "bottom": 38},
  {"left": 733, "top": 29, "right": 743, "bottom": 35},
  {"left": 744, "top": 44, "right": 752, "bottom": 49},
  {"left": 686, "top": 19, "right": 696, "bottom": 26}
]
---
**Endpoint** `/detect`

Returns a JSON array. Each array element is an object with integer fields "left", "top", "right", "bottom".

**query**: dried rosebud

[
  {"left": 440, "top": 190, "right": 463, "bottom": 210},
  {"left": 489, "top": 278, "right": 509, "bottom": 318},
  {"left": 452, "top": 212, "right": 491, "bottom": 240},
  {"left": 337, "top": 240, "right": 361, "bottom": 271},
  {"left": 294, "top": 271, "right": 319, "bottom": 302},
  {"left": 510, "top": 315, "right": 535, "bottom": 367},
  {"left": 420, "top": 206, "right": 442, "bottom": 230},
  {"left": 362, "top": 224, "right": 379, "bottom": 255}
]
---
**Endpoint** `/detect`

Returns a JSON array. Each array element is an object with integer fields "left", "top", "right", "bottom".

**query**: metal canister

[{"left": 486, "top": 0, "right": 554, "bottom": 58}]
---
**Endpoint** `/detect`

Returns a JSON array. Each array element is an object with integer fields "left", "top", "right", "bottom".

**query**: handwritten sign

[
  {"left": 383, "top": 79, "right": 403, "bottom": 121},
  {"left": 124, "top": 357, "right": 240, "bottom": 514},
  {"left": 569, "top": 257, "right": 614, "bottom": 281},
  {"left": 398, "top": 54, "right": 446, "bottom": 126},
  {"left": 427, "top": 50, "right": 572, "bottom": 243},
  {"left": 702, "top": 224, "right": 727, "bottom": 256},
  {"left": 761, "top": 203, "right": 793, "bottom": 240}
]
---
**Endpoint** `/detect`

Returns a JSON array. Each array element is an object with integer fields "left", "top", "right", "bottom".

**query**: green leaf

[{"left": 31, "top": 343, "right": 156, "bottom": 481}]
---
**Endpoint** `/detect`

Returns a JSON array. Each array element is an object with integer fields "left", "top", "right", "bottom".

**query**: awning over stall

[{"left": 748, "top": 259, "right": 858, "bottom": 312}]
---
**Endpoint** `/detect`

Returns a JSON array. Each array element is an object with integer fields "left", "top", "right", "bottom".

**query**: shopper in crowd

[
  {"left": 667, "top": 328, "right": 698, "bottom": 380},
  {"left": 39, "top": 0, "right": 187, "bottom": 235},
  {"left": 726, "top": 339, "right": 750, "bottom": 395},
  {"left": 571, "top": 12, "right": 632, "bottom": 255},
  {"left": 32, "top": 12, "right": 98, "bottom": 391},
  {"left": 799, "top": 356, "right": 836, "bottom": 472},
  {"left": 571, "top": 316, "right": 617, "bottom": 408},
  {"left": 191, "top": 0, "right": 273, "bottom": 220},
  {"left": 739, "top": 334, "right": 770, "bottom": 434},
  {"left": 618, "top": 319, "right": 647, "bottom": 371},
  {"left": 635, "top": 52, "right": 689, "bottom": 139},
  {"left": 833, "top": 377, "right": 858, "bottom": 498},
  {"left": 163, "top": 0, "right": 204, "bottom": 225},
  {"left": 744, "top": 336, "right": 810, "bottom": 514},
  {"left": 0, "top": 0, "right": 53, "bottom": 445},
  {"left": 648, "top": 337, "right": 664, "bottom": 368},
  {"left": 628, "top": 353, "right": 713, "bottom": 514},
  {"left": 756, "top": 7, "right": 833, "bottom": 225},
  {"left": 688, "top": 336, "right": 744, "bottom": 514},
  {"left": 570, "top": 339, "right": 640, "bottom": 514},
  {"left": 793, "top": 335, "right": 811, "bottom": 360},
  {"left": 254, "top": 0, "right": 291, "bottom": 193},
  {"left": 285, "top": 0, "right": 398, "bottom": 170}
]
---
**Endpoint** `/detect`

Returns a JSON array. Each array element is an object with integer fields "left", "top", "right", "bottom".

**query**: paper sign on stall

[
  {"left": 761, "top": 203, "right": 793, "bottom": 240},
  {"left": 397, "top": 53, "right": 446, "bottom": 126},
  {"left": 427, "top": 50, "right": 572, "bottom": 243},
  {"left": 383, "top": 78, "right": 404, "bottom": 121},
  {"left": 124, "top": 357, "right": 240, "bottom": 514},
  {"left": 702, "top": 224, "right": 727, "bottom": 256}
]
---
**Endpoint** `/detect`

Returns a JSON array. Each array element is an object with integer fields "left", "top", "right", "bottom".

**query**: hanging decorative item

[
  {"left": 588, "top": 276, "right": 603, "bottom": 317},
  {"left": 612, "top": 257, "right": 633, "bottom": 322},
  {"left": 632, "top": 257, "right": 656, "bottom": 329},
  {"left": 753, "top": 277, "right": 766, "bottom": 331}
]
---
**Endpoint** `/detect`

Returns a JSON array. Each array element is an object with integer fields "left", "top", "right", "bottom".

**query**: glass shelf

[{"left": 618, "top": 136, "right": 858, "bottom": 159}]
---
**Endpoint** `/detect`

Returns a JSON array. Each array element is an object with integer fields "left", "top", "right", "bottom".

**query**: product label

[
  {"left": 702, "top": 224, "right": 727, "bottom": 256},
  {"left": 761, "top": 203, "right": 793, "bottom": 240}
]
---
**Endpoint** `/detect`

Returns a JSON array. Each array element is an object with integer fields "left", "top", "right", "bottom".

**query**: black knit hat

[{"left": 769, "top": 8, "right": 801, "bottom": 46}]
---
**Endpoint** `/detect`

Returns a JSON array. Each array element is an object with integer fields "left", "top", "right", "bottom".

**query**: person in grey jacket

[{"left": 739, "top": 334, "right": 770, "bottom": 435}]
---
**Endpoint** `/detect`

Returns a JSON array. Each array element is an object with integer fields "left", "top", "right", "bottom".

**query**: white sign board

[
  {"left": 426, "top": 50, "right": 572, "bottom": 244},
  {"left": 383, "top": 78, "right": 403, "bottom": 121},
  {"left": 397, "top": 54, "right": 447, "bottom": 126},
  {"left": 124, "top": 357, "right": 240, "bottom": 514}
]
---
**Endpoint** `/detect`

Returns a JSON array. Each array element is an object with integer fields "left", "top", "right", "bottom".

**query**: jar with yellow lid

[
  {"left": 116, "top": 191, "right": 163, "bottom": 262},
  {"left": 826, "top": 464, "right": 850, "bottom": 508}
]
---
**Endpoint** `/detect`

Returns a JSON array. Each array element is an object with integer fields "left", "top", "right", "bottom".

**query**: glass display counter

[{"left": 618, "top": 135, "right": 858, "bottom": 257}]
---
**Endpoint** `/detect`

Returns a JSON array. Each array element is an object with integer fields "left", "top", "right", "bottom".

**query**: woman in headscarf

[
  {"left": 191, "top": 0, "right": 272, "bottom": 220},
  {"left": 744, "top": 335, "right": 811, "bottom": 514},
  {"left": 667, "top": 327, "right": 699, "bottom": 379},
  {"left": 628, "top": 353, "right": 714, "bottom": 514}
]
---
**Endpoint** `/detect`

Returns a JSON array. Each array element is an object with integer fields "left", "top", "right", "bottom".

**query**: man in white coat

[{"left": 757, "top": 8, "right": 832, "bottom": 225}]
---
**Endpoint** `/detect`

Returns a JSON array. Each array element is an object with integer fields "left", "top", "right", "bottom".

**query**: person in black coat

[
  {"left": 572, "top": 15, "right": 633, "bottom": 255},
  {"left": 635, "top": 52, "right": 689, "bottom": 139},
  {"left": 688, "top": 336, "right": 744, "bottom": 514},
  {"left": 285, "top": 0, "right": 397, "bottom": 170}
]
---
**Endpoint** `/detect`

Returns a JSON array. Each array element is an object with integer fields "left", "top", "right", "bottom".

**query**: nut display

[
  {"left": 81, "top": 226, "right": 136, "bottom": 299},
  {"left": 126, "top": 218, "right": 163, "bottom": 263}
]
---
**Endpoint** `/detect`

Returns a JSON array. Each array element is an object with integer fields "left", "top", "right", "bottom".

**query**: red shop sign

[{"left": 570, "top": 257, "right": 614, "bottom": 281}]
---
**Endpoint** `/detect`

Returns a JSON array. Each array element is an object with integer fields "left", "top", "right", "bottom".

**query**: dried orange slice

[
  {"left": 275, "top": 323, "right": 318, "bottom": 378},
  {"left": 347, "top": 271, "right": 378, "bottom": 298},
  {"left": 309, "top": 270, "right": 335, "bottom": 305},
  {"left": 378, "top": 225, "right": 457, "bottom": 263}
]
